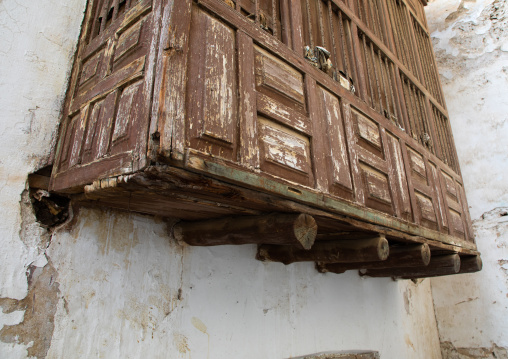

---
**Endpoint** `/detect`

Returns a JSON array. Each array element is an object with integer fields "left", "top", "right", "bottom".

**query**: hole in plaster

[{"left": 27, "top": 166, "right": 70, "bottom": 228}]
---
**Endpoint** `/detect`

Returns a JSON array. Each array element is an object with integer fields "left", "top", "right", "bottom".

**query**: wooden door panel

[
  {"left": 348, "top": 107, "right": 396, "bottom": 215},
  {"left": 186, "top": 6, "right": 238, "bottom": 160},
  {"left": 440, "top": 170, "right": 469, "bottom": 240},
  {"left": 428, "top": 161, "right": 448, "bottom": 230},
  {"left": 405, "top": 145, "right": 445, "bottom": 231},
  {"left": 258, "top": 116, "right": 313, "bottom": 186},
  {"left": 316, "top": 86, "right": 354, "bottom": 197},
  {"left": 254, "top": 46, "right": 306, "bottom": 112},
  {"left": 385, "top": 132, "right": 412, "bottom": 221}
]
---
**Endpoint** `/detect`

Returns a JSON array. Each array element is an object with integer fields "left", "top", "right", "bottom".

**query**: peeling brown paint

[{"left": 0, "top": 262, "right": 60, "bottom": 359}]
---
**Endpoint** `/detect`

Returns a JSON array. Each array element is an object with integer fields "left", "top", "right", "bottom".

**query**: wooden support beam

[
  {"left": 256, "top": 235, "right": 388, "bottom": 265},
  {"left": 317, "top": 243, "right": 431, "bottom": 274},
  {"left": 360, "top": 254, "right": 461, "bottom": 279},
  {"left": 459, "top": 255, "right": 482, "bottom": 274},
  {"left": 173, "top": 213, "right": 317, "bottom": 249}
]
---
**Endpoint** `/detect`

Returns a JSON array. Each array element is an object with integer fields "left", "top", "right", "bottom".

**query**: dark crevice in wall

[{"left": 28, "top": 166, "right": 70, "bottom": 228}]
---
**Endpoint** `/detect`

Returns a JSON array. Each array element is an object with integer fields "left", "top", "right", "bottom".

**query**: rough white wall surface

[
  {"left": 426, "top": 0, "right": 508, "bottom": 357},
  {"left": 0, "top": 1, "right": 444, "bottom": 358}
]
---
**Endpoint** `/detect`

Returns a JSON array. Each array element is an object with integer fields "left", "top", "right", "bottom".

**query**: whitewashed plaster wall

[
  {"left": 0, "top": 1, "right": 444, "bottom": 358},
  {"left": 426, "top": 0, "right": 508, "bottom": 358}
]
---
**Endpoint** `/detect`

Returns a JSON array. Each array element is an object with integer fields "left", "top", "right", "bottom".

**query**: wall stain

[
  {"left": 441, "top": 341, "right": 508, "bottom": 359},
  {"left": 0, "top": 261, "right": 60, "bottom": 359},
  {"left": 174, "top": 332, "right": 190, "bottom": 354}
]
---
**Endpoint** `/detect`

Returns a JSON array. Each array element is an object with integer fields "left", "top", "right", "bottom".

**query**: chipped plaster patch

[
  {"left": 441, "top": 341, "right": 508, "bottom": 359},
  {"left": 0, "top": 261, "right": 60, "bottom": 359}
]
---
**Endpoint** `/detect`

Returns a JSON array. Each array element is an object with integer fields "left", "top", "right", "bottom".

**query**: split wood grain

[
  {"left": 257, "top": 234, "right": 388, "bottom": 264},
  {"left": 360, "top": 253, "right": 460, "bottom": 279},
  {"left": 174, "top": 213, "right": 317, "bottom": 249},
  {"left": 317, "top": 243, "right": 431, "bottom": 273}
]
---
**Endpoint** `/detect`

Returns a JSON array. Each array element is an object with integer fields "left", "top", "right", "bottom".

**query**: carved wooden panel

[
  {"left": 50, "top": 0, "right": 476, "bottom": 257},
  {"left": 51, "top": 0, "right": 159, "bottom": 191},
  {"left": 347, "top": 107, "right": 396, "bottom": 215},
  {"left": 440, "top": 170, "right": 469, "bottom": 240},
  {"left": 406, "top": 146, "right": 445, "bottom": 231}
]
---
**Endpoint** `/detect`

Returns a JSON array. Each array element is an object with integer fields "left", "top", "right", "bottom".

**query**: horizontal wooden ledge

[
  {"left": 182, "top": 154, "right": 476, "bottom": 250},
  {"left": 72, "top": 165, "right": 480, "bottom": 259}
]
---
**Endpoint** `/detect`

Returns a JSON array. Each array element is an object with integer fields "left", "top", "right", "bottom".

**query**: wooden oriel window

[{"left": 49, "top": 0, "right": 480, "bottom": 279}]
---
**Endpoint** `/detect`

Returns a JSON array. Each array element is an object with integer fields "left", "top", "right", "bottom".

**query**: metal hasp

[{"left": 49, "top": 0, "right": 479, "bottom": 279}]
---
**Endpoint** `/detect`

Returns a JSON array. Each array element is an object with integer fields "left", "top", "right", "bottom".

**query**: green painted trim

[{"left": 184, "top": 155, "right": 476, "bottom": 250}]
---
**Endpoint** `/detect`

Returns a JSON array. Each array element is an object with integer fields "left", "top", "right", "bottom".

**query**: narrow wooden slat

[{"left": 238, "top": 31, "right": 259, "bottom": 169}]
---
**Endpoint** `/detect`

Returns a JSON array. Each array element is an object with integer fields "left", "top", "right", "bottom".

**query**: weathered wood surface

[
  {"left": 174, "top": 213, "right": 317, "bottom": 249},
  {"left": 81, "top": 165, "right": 480, "bottom": 256},
  {"left": 257, "top": 235, "right": 388, "bottom": 264},
  {"left": 49, "top": 0, "right": 479, "bottom": 279},
  {"left": 317, "top": 243, "right": 431, "bottom": 273},
  {"left": 459, "top": 255, "right": 482, "bottom": 274},
  {"left": 361, "top": 253, "right": 461, "bottom": 278}
]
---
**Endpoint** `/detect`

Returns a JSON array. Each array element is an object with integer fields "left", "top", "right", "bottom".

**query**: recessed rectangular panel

[
  {"left": 415, "top": 191, "right": 437, "bottom": 224},
  {"left": 318, "top": 87, "right": 353, "bottom": 190},
  {"left": 94, "top": 90, "right": 119, "bottom": 159},
  {"left": 442, "top": 171, "right": 459, "bottom": 203},
  {"left": 68, "top": 107, "right": 89, "bottom": 167},
  {"left": 254, "top": 46, "right": 305, "bottom": 106},
  {"left": 408, "top": 148, "right": 427, "bottom": 181},
  {"left": 114, "top": 19, "right": 143, "bottom": 62},
  {"left": 386, "top": 133, "right": 412, "bottom": 218},
  {"left": 360, "top": 163, "right": 392, "bottom": 205},
  {"left": 84, "top": 99, "right": 104, "bottom": 153},
  {"left": 201, "top": 16, "right": 237, "bottom": 144},
  {"left": 113, "top": 82, "right": 142, "bottom": 143},
  {"left": 351, "top": 109, "right": 384, "bottom": 158},
  {"left": 449, "top": 209, "right": 465, "bottom": 236},
  {"left": 59, "top": 115, "right": 77, "bottom": 164},
  {"left": 258, "top": 116, "right": 311, "bottom": 180},
  {"left": 187, "top": 8, "right": 237, "bottom": 150},
  {"left": 429, "top": 162, "right": 448, "bottom": 230},
  {"left": 356, "top": 112, "right": 382, "bottom": 149},
  {"left": 79, "top": 50, "right": 103, "bottom": 86}
]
